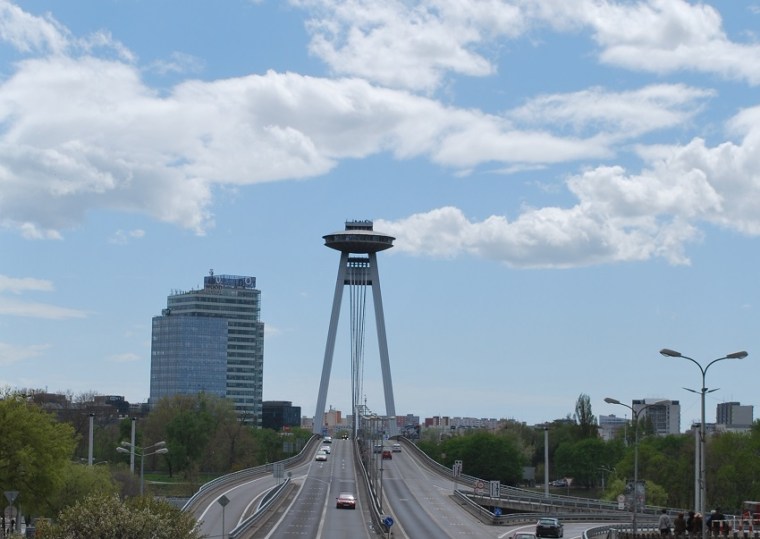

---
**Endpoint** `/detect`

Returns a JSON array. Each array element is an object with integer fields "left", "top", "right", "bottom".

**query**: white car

[
  {"left": 315, "top": 450, "right": 328, "bottom": 461},
  {"left": 320, "top": 445, "right": 331, "bottom": 454}
]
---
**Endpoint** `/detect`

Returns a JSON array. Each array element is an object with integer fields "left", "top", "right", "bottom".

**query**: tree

[
  {"left": 0, "top": 392, "right": 78, "bottom": 516},
  {"left": 45, "top": 462, "right": 118, "bottom": 516},
  {"left": 37, "top": 493, "right": 202, "bottom": 539},
  {"left": 440, "top": 430, "right": 524, "bottom": 484},
  {"left": 574, "top": 393, "right": 598, "bottom": 439}
]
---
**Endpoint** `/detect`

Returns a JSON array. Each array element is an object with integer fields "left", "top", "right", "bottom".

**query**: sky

[{"left": 1, "top": 0, "right": 760, "bottom": 430}]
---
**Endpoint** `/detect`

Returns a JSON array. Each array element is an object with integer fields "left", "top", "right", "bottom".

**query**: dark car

[
  {"left": 382, "top": 449, "right": 392, "bottom": 459},
  {"left": 336, "top": 492, "right": 356, "bottom": 509},
  {"left": 536, "top": 517, "right": 563, "bottom": 538}
]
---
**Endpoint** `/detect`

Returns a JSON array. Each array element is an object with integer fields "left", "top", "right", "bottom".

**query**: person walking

[
  {"left": 674, "top": 512, "right": 687, "bottom": 538},
  {"left": 660, "top": 509, "right": 673, "bottom": 536},
  {"left": 687, "top": 511, "right": 696, "bottom": 537}
]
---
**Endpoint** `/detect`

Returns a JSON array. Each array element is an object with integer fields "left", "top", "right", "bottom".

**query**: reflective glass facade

[{"left": 149, "top": 273, "right": 264, "bottom": 425}]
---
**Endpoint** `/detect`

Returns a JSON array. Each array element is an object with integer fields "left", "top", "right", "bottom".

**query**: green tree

[
  {"left": 38, "top": 493, "right": 202, "bottom": 539},
  {"left": 45, "top": 462, "right": 118, "bottom": 516},
  {"left": 0, "top": 393, "right": 78, "bottom": 516},
  {"left": 439, "top": 430, "right": 524, "bottom": 484},
  {"left": 574, "top": 393, "right": 598, "bottom": 440}
]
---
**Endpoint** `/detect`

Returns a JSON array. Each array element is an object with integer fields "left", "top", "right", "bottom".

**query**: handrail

[
  {"left": 228, "top": 477, "right": 292, "bottom": 539},
  {"left": 182, "top": 434, "right": 320, "bottom": 513}
]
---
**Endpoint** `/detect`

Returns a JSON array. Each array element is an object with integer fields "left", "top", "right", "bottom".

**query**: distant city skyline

[{"left": 1, "top": 1, "right": 759, "bottom": 426}]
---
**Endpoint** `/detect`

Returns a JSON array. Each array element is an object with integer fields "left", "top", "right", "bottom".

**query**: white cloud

[
  {"left": 0, "top": 274, "right": 53, "bottom": 294},
  {"left": 0, "top": 342, "right": 50, "bottom": 366},
  {"left": 109, "top": 353, "right": 142, "bottom": 363},
  {"left": 377, "top": 102, "right": 760, "bottom": 268},
  {"left": 108, "top": 229, "right": 146, "bottom": 245},
  {"left": 294, "top": 0, "right": 519, "bottom": 92},
  {"left": 0, "top": 297, "right": 88, "bottom": 319}
]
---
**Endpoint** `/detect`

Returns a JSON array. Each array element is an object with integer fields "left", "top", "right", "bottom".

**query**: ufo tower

[{"left": 313, "top": 220, "right": 397, "bottom": 436}]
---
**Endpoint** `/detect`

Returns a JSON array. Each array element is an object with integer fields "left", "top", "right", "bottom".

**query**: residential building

[
  {"left": 716, "top": 401, "right": 753, "bottom": 428},
  {"left": 632, "top": 398, "right": 680, "bottom": 435},
  {"left": 150, "top": 271, "right": 265, "bottom": 425},
  {"left": 598, "top": 414, "right": 629, "bottom": 441}
]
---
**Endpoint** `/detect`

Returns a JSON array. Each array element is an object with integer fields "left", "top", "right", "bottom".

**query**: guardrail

[
  {"left": 182, "top": 434, "right": 320, "bottom": 513},
  {"left": 228, "top": 477, "right": 292, "bottom": 539},
  {"left": 395, "top": 436, "right": 667, "bottom": 523}
]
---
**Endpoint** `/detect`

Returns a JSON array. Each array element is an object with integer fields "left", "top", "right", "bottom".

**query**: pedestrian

[
  {"left": 694, "top": 513, "right": 704, "bottom": 537},
  {"left": 674, "top": 512, "right": 687, "bottom": 538},
  {"left": 660, "top": 509, "right": 673, "bottom": 536},
  {"left": 687, "top": 511, "right": 696, "bottom": 537},
  {"left": 713, "top": 507, "right": 726, "bottom": 535}
]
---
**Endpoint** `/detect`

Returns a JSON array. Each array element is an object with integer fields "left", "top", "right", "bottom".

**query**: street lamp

[
  {"left": 116, "top": 441, "right": 169, "bottom": 496},
  {"left": 659, "top": 348, "right": 748, "bottom": 539},
  {"left": 605, "top": 397, "right": 668, "bottom": 536}
]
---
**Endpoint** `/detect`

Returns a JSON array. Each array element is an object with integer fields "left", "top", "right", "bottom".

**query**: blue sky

[{"left": 1, "top": 0, "right": 759, "bottom": 428}]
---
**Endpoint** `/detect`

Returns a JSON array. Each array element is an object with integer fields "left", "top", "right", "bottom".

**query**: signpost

[
  {"left": 4, "top": 491, "right": 19, "bottom": 534},
  {"left": 383, "top": 516, "right": 394, "bottom": 539},
  {"left": 218, "top": 495, "right": 229, "bottom": 539},
  {"left": 453, "top": 460, "right": 462, "bottom": 492}
]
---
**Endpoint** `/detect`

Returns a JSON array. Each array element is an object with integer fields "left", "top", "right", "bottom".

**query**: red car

[{"left": 336, "top": 492, "right": 356, "bottom": 509}]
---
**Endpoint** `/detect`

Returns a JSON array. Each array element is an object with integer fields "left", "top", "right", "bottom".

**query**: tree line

[
  {"left": 0, "top": 389, "right": 311, "bottom": 537},
  {"left": 416, "top": 394, "right": 760, "bottom": 513}
]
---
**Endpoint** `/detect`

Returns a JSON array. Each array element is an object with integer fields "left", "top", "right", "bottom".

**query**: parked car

[
  {"left": 315, "top": 450, "right": 328, "bottom": 462},
  {"left": 336, "top": 492, "right": 356, "bottom": 509},
  {"left": 382, "top": 449, "right": 392, "bottom": 460},
  {"left": 536, "top": 517, "right": 563, "bottom": 538}
]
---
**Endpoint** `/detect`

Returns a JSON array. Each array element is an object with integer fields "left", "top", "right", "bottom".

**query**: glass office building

[{"left": 150, "top": 272, "right": 264, "bottom": 425}]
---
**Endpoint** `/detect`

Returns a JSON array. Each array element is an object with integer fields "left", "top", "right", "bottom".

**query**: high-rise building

[
  {"left": 633, "top": 398, "right": 680, "bottom": 435},
  {"left": 150, "top": 272, "right": 264, "bottom": 425},
  {"left": 716, "top": 401, "right": 753, "bottom": 428},
  {"left": 262, "top": 401, "right": 302, "bottom": 431}
]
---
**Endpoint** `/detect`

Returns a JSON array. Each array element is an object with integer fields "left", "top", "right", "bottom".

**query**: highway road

[
  {"left": 187, "top": 436, "right": 611, "bottom": 538},
  {"left": 259, "top": 438, "right": 377, "bottom": 539}
]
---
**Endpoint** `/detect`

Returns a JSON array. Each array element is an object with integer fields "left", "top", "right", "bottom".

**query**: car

[
  {"left": 513, "top": 533, "right": 538, "bottom": 539},
  {"left": 315, "top": 450, "right": 328, "bottom": 461},
  {"left": 341, "top": 432, "right": 349, "bottom": 440},
  {"left": 320, "top": 445, "right": 331, "bottom": 454},
  {"left": 336, "top": 492, "right": 356, "bottom": 509},
  {"left": 392, "top": 443, "right": 401, "bottom": 452},
  {"left": 323, "top": 436, "right": 333, "bottom": 444},
  {"left": 373, "top": 444, "right": 383, "bottom": 454},
  {"left": 536, "top": 517, "right": 563, "bottom": 538},
  {"left": 382, "top": 449, "right": 392, "bottom": 460},
  {"left": 551, "top": 479, "right": 568, "bottom": 487}
]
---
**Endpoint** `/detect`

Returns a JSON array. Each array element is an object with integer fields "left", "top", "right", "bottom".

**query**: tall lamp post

[
  {"left": 659, "top": 348, "right": 748, "bottom": 539},
  {"left": 116, "top": 441, "right": 169, "bottom": 496},
  {"left": 605, "top": 397, "right": 668, "bottom": 536}
]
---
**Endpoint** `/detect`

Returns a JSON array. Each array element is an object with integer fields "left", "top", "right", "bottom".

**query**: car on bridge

[
  {"left": 513, "top": 533, "right": 537, "bottom": 539},
  {"left": 315, "top": 450, "right": 328, "bottom": 461},
  {"left": 336, "top": 492, "right": 356, "bottom": 509},
  {"left": 536, "top": 517, "right": 563, "bottom": 538},
  {"left": 320, "top": 445, "right": 331, "bottom": 454}
]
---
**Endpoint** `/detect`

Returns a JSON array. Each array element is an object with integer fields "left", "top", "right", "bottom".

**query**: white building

[{"left": 633, "top": 398, "right": 680, "bottom": 435}]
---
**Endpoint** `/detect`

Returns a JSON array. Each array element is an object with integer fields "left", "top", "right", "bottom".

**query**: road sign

[
  {"left": 383, "top": 516, "right": 394, "bottom": 527},
  {"left": 218, "top": 495, "right": 229, "bottom": 507},
  {"left": 490, "top": 480, "right": 501, "bottom": 498},
  {"left": 4, "top": 491, "right": 18, "bottom": 505}
]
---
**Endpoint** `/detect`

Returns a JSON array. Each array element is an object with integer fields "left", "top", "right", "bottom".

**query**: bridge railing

[{"left": 182, "top": 434, "right": 320, "bottom": 513}]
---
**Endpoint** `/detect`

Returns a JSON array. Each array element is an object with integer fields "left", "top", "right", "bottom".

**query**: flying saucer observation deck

[
  {"left": 314, "top": 220, "right": 398, "bottom": 437},
  {"left": 323, "top": 221, "right": 395, "bottom": 253}
]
